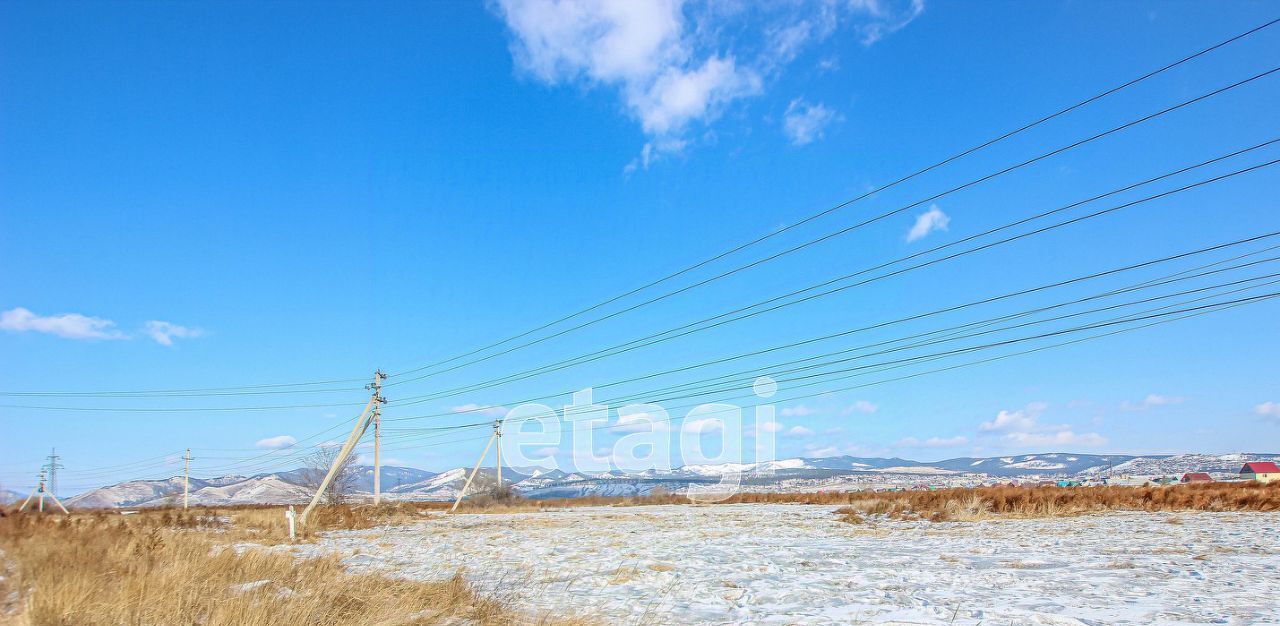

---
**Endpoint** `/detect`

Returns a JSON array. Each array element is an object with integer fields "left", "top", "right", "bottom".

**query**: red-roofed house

[
  {"left": 1239, "top": 462, "right": 1280, "bottom": 483},
  {"left": 1181, "top": 472, "right": 1213, "bottom": 483}
]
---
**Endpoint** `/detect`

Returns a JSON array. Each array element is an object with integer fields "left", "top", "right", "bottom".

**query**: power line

[
  {"left": 384, "top": 154, "right": 1280, "bottom": 405},
  {"left": 384, "top": 251, "right": 1280, "bottom": 425},
  {"left": 384, "top": 17, "right": 1280, "bottom": 382},
  {"left": 8, "top": 154, "right": 1275, "bottom": 417},
  {"left": 0, "top": 378, "right": 367, "bottom": 399},
  {"left": 384, "top": 68, "right": 1280, "bottom": 391},
  {"left": 375, "top": 291, "right": 1278, "bottom": 455}
]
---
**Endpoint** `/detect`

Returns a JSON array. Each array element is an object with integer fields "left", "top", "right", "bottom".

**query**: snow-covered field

[{"left": 294, "top": 504, "right": 1280, "bottom": 625}]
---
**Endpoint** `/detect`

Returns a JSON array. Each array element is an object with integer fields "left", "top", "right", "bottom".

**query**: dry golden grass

[
  {"left": 830, "top": 481, "right": 1280, "bottom": 523},
  {"left": 0, "top": 508, "right": 584, "bottom": 626}
]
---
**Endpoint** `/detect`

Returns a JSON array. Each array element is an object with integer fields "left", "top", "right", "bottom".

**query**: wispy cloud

[
  {"left": 842, "top": 400, "right": 878, "bottom": 415},
  {"left": 1, "top": 307, "right": 204, "bottom": 345},
  {"left": 1002, "top": 430, "right": 1107, "bottom": 447},
  {"left": 1120, "top": 394, "right": 1186, "bottom": 411},
  {"left": 779, "top": 404, "right": 818, "bottom": 417},
  {"left": 783, "top": 98, "right": 840, "bottom": 145},
  {"left": 255, "top": 435, "right": 297, "bottom": 449},
  {"left": 614, "top": 412, "right": 669, "bottom": 433},
  {"left": 905, "top": 204, "right": 949, "bottom": 242},
  {"left": 144, "top": 320, "right": 204, "bottom": 346},
  {"left": 451, "top": 403, "right": 509, "bottom": 417},
  {"left": 978, "top": 402, "right": 1047, "bottom": 432},
  {"left": 0, "top": 307, "right": 127, "bottom": 340},
  {"left": 787, "top": 425, "right": 815, "bottom": 437},
  {"left": 977, "top": 402, "right": 1106, "bottom": 448},
  {"left": 682, "top": 417, "right": 723, "bottom": 433},
  {"left": 492, "top": 0, "right": 924, "bottom": 169},
  {"left": 850, "top": 0, "right": 925, "bottom": 46},
  {"left": 803, "top": 443, "right": 841, "bottom": 457},
  {"left": 1255, "top": 401, "right": 1280, "bottom": 422},
  {"left": 896, "top": 435, "right": 968, "bottom": 448}
]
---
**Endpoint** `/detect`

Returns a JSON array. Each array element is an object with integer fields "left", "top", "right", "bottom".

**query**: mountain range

[{"left": 56, "top": 452, "right": 1280, "bottom": 508}]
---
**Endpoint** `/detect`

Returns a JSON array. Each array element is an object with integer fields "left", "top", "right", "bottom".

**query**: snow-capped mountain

[
  {"left": 0, "top": 489, "right": 26, "bottom": 505},
  {"left": 55, "top": 453, "right": 1280, "bottom": 508}
]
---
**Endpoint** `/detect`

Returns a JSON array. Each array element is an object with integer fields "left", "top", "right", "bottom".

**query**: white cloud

[
  {"left": 0, "top": 307, "right": 126, "bottom": 340},
  {"left": 614, "top": 412, "right": 669, "bottom": 433},
  {"left": 682, "top": 417, "right": 723, "bottom": 433},
  {"left": 255, "top": 435, "right": 297, "bottom": 449},
  {"left": 978, "top": 403, "right": 1046, "bottom": 433},
  {"left": 842, "top": 400, "right": 878, "bottom": 415},
  {"left": 905, "top": 205, "right": 949, "bottom": 242},
  {"left": 897, "top": 435, "right": 968, "bottom": 448},
  {"left": 143, "top": 320, "right": 203, "bottom": 346},
  {"left": 977, "top": 402, "right": 1105, "bottom": 449},
  {"left": 787, "top": 425, "right": 815, "bottom": 437},
  {"left": 804, "top": 444, "right": 841, "bottom": 457},
  {"left": 850, "top": 0, "right": 925, "bottom": 46},
  {"left": 758, "top": 420, "right": 786, "bottom": 433},
  {"left": 493, "top": 0, "right": 923, "bottom": 169},
  {"left": 451, "top": 403, "right": 509, "bottom": 417},
  {"left": 783, "top": 98, "right": 840, "bottom": 145},
  {"left": 1255, "top": 402, "right": 1280, "bottom": 422},
  {"left": 1, "top": 307, "right": 203, "bottom": 345},
  {"left": 1003, "top": 430, "right": 1107, "bottom": 447},
  {"left": 779, "top": 404, "right": 818, "bottom": 417},
  {"left": 533, "top": 446, "right": 561, "bottom": 458},
  {"left": 1120, "top": 394, "right": 1187, "bottom": 412}
]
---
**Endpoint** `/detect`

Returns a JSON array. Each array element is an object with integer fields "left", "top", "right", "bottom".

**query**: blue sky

[{"left": 2, "top": 1, "right": 1279, "bottom": 492}]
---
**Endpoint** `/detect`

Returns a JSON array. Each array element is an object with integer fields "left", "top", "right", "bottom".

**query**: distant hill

[
  {"left": 59, "top": 453, "right": 1280, "bottom": 508},
  {"left": 0, "top": 489, "right": 26, "bottom": 505}
]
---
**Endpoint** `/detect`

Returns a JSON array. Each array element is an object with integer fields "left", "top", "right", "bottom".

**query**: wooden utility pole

[
  {"left": 450, "top": 420, "right": 502, "bottom": 512},
  {"left": 182, "top": 449, "right": 193, "bottom": 510},
  {"left": 300, "top": 370, "right": 385, "bottom": 525},
  {"left": 371, "top": 370, "right": 385, "bottom": 506}
]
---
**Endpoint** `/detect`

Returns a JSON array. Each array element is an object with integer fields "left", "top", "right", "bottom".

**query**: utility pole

[
  {"left": 451, "top": 419, "right": 503, "bottom": 513},
  {"left": 494, "top": 419, "right": 503, "bottom": 492},
  {"left": 44, "top": 448, "right": 63, "bottom": 498},
  {"left": 19, "top": 469, "right": 68, "bottom": 515},
  {"left": 369, "top": 370, "right": 386, "bottom": 506},
  {"left": 300, "top": 369, "right": 385, "bottom": 525},
  {"left": 183, "top": 449, "right": 193, "bottom": 510}
]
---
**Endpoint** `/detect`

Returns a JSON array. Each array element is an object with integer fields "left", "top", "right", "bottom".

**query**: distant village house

[
  {"left": 1180, "top": 472, "right": 1213, "bottom": 483},
  {"left": 1239, "top": 462, "right": 1280, "bottom": 483}
]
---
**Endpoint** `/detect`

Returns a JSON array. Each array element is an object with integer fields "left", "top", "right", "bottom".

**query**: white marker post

[{"left": 285, "top": 505, "right": 297, "bottom": 541}]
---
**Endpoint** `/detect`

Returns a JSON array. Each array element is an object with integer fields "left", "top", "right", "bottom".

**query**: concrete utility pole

[
  {"left": 183, "top": 449, "right": 193, "bottom": 510},
  {"left": 371, "top": 370, "right": 385, "bottom": 506},
  {"left": 19, "top": 470, "right": 68, "bottom": 515},
  {"left": 495, "top": 419, "right": 503, "bottom": 492},
  {"left": 450, "top": 419, "right": 503, "bottom": 513},
  {"left": 300, "top": 369, "right": 385, "bottom": 525}
]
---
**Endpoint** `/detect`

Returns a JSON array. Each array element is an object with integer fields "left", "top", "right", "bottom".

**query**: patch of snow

[
  {"left": 1004, "top": 460, "right": 1068, "bottom": 470},
  {"left": 868, "top": 466, "right": 959, "bottom": 475},
  {"left": 294, "top": 505, "right": 1280, "bottom": 625},
  {"left": 229, "top": 580, "right": 271, "bottom": 594}
]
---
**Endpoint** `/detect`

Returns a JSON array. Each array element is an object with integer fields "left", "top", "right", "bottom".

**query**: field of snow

[{"left": 295, "top": 504, "right": 1280, "bottom": 625}]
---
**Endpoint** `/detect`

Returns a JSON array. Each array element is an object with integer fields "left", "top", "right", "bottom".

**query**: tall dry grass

[
  {"left": 829, "top": 481, "right": 1280, "bottom": 523},
  {"left": 0, "top": 508, "right": 580, "bottom": 625}
]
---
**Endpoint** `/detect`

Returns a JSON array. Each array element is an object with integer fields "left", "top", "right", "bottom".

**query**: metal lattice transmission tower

[{"left": 43, "top": 448, "right": 64, "bottom": 498}]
